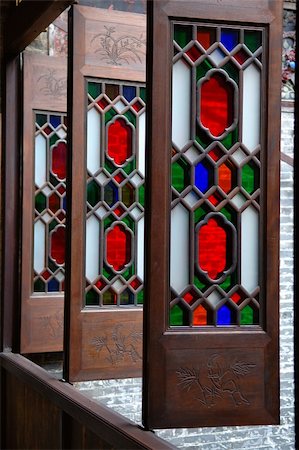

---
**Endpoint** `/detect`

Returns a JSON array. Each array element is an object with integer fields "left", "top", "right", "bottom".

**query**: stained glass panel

[
  {"left": 85, "top": 80, "right": 145, "bottom": 307},
  {"left": 33, "top": 112, "right": 67, "bottom": 293},
  {"left": 170, "top": 22, "right": 263, "bottom": 327}
]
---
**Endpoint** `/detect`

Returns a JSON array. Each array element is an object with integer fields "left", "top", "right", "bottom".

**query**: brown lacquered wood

[
  {"left": 0, "top": 353, "right": 175, "bottom": 450},
  {"left": 66, "top": 5, "right": 146, "bottom": 382},
  {"left": 143, "top": 0, "right": 282, "bottom": 429},
  {"left": 1, "top": 57, "right": 21, "bottom": 353},
  {"left": 21, "top": 52, "right": 67, "bottom": 354}
]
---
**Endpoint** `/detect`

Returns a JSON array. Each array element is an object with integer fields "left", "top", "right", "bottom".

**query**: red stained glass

[
  {"left": 41, "top": 270, "right": 51, "bottom": 280},
  {"left": 108, "top": 118, "right": 133, "bottom": 165},
  {"left": 208, "top": 146, "right": 224, "bottom": 162},
  {"left": 130, "top": 277, "right": 142, "bottom": 290},
  {"left": 57, "top": 185, "right": 65, "bottom": 195},
  {"left": 197, "top": 30, "right": 212, "bottom": 49},
  {"left": 114, "top": 172, "right": 125, "bottom": 184},
  {"left": 43, "top": 126, "right": 53, "bottom": 135},
  {"left": 186, "top": 45, "right": 202, "bottom": 62},
  {"left": 231, "top": 292, "right": 241, "bottom": 304},
  {"left": 132, "top": 100, "right": 143, "bottom": 112},
  {"left": 200, "top": 73, "right": 234, "bottom": 137},
  {"left": 233, "top": 49, "right": 249, "bottom": 65},
  {"left": 52, "top": 142, "right": 67, "bottom": 180},
  {"left": 208, "top": 192, "right": 222, "bottom": 206},
  {"left": 50, "top": 226, "right": 65, "bottom": 265},
  {"left": 193, "top": 305, "right": 207, "bottom": 325},
  {"left": 113, "top": 205, "right": 126, "bottom": 217},
  {"left": 97, "top": 97, "right": 109, "bottom": 109},
  {"left": 49, "top": 193, "right": 60, "bottom": 213},
  {"left": 183, "top": 290, "right": 197, "bottom": 305},
  {"left": 106, "top": 224, "right": 131, "bottom": 271},
  {"left": 57, "top": 211, "right": 65, "bottom": 221},
  {"left": 198, "top": 218, "right": 226, "bottom": 280},
  {"left": 219, "top": 163, "right": 232, "bottom": 193},
  {"left": 95, "top": 278, "right": 107, "bottom": 290}
]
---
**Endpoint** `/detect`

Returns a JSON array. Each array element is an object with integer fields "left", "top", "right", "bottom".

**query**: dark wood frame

[{"left": 143, "top": 0, "right": 282, "bottom": 429}]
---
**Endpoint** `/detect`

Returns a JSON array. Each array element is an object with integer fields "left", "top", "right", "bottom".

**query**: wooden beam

[{"left": 4, "top": 0, "right": 74, "bottom": 58}]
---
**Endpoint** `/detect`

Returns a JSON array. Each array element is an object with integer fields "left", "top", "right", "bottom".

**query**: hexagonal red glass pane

[
  {"left": 52, "top": 142, "right": 67, "bottom": 180},
  {"left": 108, "top": 118, "right": 132, "bottom": 165},
  {"left": 50, "top": 226, "right": 65, "bottom": 265},
  {"left": 198, "top": 217, "right": 226, "bottom": 280},
  {"left": 106, "top": 224, "right": 131, "bottom": 271}
]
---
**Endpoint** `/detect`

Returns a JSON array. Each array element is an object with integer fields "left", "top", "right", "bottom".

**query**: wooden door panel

[
  {"left": 143, "top": 0, "right": 282, "bottom": 428},
  {"left": 21, "top": 52, "right": 67, "bottom": 353},
  {"left": 66, "top": 6, "right": 146, "bottom": 381}
]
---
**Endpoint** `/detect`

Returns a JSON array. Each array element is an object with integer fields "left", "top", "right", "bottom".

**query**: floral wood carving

[
  {"left": 91, "top": 323, "right": 142, "bottom": 365},
  {"left": 90, "top": 26, "right": 146, "bottom": 66},
  {"left": 176, "top": 354, "right": 256, "bottom": 407},
  {"left": 40, "top": 312, "right": 63, "bottom": 339},
  {"left": 37, "top": 69, "right": 67, "bottom": 97}
]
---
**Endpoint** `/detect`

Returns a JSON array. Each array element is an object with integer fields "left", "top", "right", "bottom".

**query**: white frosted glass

[
  {"left": 114, "top": 100, "right": 126, "bottom": 113},
  {"left": 138, "top": 112, "right": 146, "bottom": 176},
  {"left": 207, "top": 290, "right": 222, "bottom": 307},
  {"left": 242, "top": 64, "right": 260, "bottom": 152},
  {"left": 231, "top": 148, "right": 247, "bottom": 165},
  {"left": 137, "top": 217, "right": 144, "bottom": 280},
  {"left": 231, "top": 193, "right": 246, "bottom": 209},
  {"left": 170, "top": 203, "right": 189, "bottom": 293},
  {"left": 85, "top": 215, "right": 100, "bottom": 282},
  {"left": 34, "top": 220, "right": 45, "bottom": 274},
  {"left": 241, "top": 206, "right": 259, "bottom": 293},
  {"left": 209, "top": 48, "right": 226, "bottom": 65},
  {"left": 172, "top": 59, "right": 190, "bottom": 150},
  {"left": 35, "top": 134, "right": 47, "bottom": 188},
  {"left": 112, "top": 278, "right": 125, "bottom": 293},
  {"left": 87, "top": 108, "right": 101, "bottom": 175}
]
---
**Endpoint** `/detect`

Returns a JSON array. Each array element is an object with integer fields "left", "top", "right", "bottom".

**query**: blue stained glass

[
  {"left": 48, "top": 278, "right": 60, "bottom": 292},
  {"left": 50, "top": 115, "right": 61, "bottom": 128},
  {"left": 105, "top": 181, "right": 119, "bottom": 206},
  {"left": 195, "top": 162, "right": 209, "bottom": 193},
  {"left": 123, "top": 86, "right": 136, "bottom": 102},
  {"left": 63, "top": 197, "right": 67, "bottom": 210},
  {"left": 220, "top": 29, "right": 239, "bottom": 52},
  {"left": 217, "top": 305, "right": 231, "bottom": 325}
]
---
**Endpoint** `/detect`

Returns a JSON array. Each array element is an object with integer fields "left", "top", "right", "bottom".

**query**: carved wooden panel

[{"left": 21, "top": 52, "right": 67, "bottom": 353}]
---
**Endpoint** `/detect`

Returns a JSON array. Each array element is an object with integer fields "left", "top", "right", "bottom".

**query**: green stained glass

[
  {"left": 242, "top": 162, "right": 258, "bottom": 194},
  {"left": 194, "top": 206, "right": 207, "bottom": 223},
  {"left": 36, "top": 114, "right": 47, "bottom": 127},
  {"left": 194, "top": 275, "right": 206, "bottom": 292},
  {"left": 87, "top": 180, "right": 101, "bottom": 207},
  {"left": 174, "top": 24, "right": 192, "bottom": 49},
  {"left": 222, "top": 61, "right": 239, "bottom": 83},
  {"left": 103, "top": 266, "right": 114, "bottom": 281},
  {"left": 105, "top": 159, "right": 116, "bottom": 174},
  {"left": 195, "top": 126, "right": 211, "bottom": 149},
  {"left": 219, "top": 272, "right": 237, "bottom": 292},
  {"left": 50, "top": 134, "right": 59, "bottom": 146},
  {"left": 123, "top": 160, "right": 136, "bottom": 175},
  {"left": 139, "top": 185, "right": 145, "bottom": 206},
  {"left": 222, "top": 128, "right": 238, "bottom": 149},
  {"left": 105, "top": 108, "right": 117, "bottom": 124},
  {"left": 34, "top": 278, "right": 45, "bottom": 292},
  {"left": 86, "top": 289, "right": 99, "bottom": 306},
  {"left": 140, "top": 87, "right": 146, "bottom": 102},
  {"left": 137, "top": 290, "right": 144, "bottom": 304},
  {"left": 196, "top": 60, "right": 213, "bottom": 81},
  {"left": 244, "top": 30, "right": 262, "bottom": 53},
  {"left": 50, "top": 173, "right": 59, "bottom": 187},
  {"left": 122, "top": 183, "right": 134, "bottom": 207},
  {"left": 240, "top": 305, "right": 254, "bottom": 325},
  {"left": 220, "top": 206, "right": 236, "bottom": 222},
  {"left": 48, "top": 259, "right": 58, "bottom": 273},
  {"left": 88, "top": 82, "right": 102, "bottom": 99},
  {"left": 49, "top": 219, "right": 59, "bottom": 232},
  {"left": 123, "top": 215, "right": 135, "bottom": 231},
  {"left": 124, "top": 110, "right": 136, "bottom": 126},
  {"left": 172, "top": 158, "right": 189, "bottom": 193},
  {"left": 170, "top": 304, "right": 189, "bottom": 326},
  {"left": 103, "top": 289, "right": 116, "bottom": 305},
  {"left": 35, "top": 192, "right": 46, "bottom": 213},
  {"left": 122, "top": 265, "right": 134, "bottom": 281},
  {"left": 120, "top": 289, "right": 134, "bottom": 305}
]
